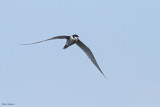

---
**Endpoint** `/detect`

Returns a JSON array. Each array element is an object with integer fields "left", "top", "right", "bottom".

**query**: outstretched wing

[
  {"left": 21, "top": 36, "right": 70, "bottom": 45},
  {"left": 76, "top": 40, "right": 106, "bottom": 78}
]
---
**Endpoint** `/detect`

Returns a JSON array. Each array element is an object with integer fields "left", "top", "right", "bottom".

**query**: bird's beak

[{"left": 74, "top": 39, "right": 78, "bottom": 42}]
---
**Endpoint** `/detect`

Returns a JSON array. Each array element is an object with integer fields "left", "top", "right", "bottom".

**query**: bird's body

[
  {"left": 63, "top": 36, "right": 77, "bottom": 49},
  {"left": 22, "top": 34, "right": 106, "bottom": 78}
]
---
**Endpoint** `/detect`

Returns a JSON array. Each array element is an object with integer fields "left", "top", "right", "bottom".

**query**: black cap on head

[{"left": 72, "top": 34, "right": 79, "bottom": 38}]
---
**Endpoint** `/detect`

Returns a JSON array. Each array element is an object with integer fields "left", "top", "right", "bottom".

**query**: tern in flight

[{"left": 22, "top": 34, "right": 106, "bottom": 78}]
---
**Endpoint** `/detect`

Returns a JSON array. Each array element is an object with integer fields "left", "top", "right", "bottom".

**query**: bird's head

[{"left": 72, "top": 34, "right": 79, "bottom": 42}]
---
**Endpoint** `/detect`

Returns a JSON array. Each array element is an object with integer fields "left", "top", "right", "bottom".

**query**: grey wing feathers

[
  {"left": 76, "top": 40, "right": 106, "bottom": 78},
  {"left": 21, "top": 36, "right": 70, "bottom": 45}
]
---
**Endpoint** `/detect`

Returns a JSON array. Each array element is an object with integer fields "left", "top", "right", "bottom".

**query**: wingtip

[
  {"left": 101, "top": 73, "right": 107, "bottom": 79},
  {"left": 98, "top": 68, "right": 107, "bottom": 79},
  {"left": 103, "top": 74, "right": 108, "bottom": 79},
  {"left": 20, "top": 43, "right": 31, "bottom": 45}
]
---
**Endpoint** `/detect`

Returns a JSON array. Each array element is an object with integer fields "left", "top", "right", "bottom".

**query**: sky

[{"left": 0, "top": 0, "right": 160, "bottom": 107}]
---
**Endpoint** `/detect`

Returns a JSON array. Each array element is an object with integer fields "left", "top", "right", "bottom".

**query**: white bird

[{"left": 22, "top": 34, "right": 106, "bottom": 78}]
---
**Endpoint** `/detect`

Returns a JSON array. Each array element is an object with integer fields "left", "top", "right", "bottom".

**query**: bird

[{"left": 22, "top": 34, "right": 106, "bottom": 78}]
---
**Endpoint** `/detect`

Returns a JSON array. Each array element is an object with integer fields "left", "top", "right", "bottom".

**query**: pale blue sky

[{"left": 0, "top": 0, "right": 160, "bottom": 107}]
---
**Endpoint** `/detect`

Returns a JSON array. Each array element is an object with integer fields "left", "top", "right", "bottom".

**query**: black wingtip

[
  {"left": 101, "top": 72, "right": 107, "bottom": 79},
  {"left": 103, "top": 74, "right": 107, "bottom": 79}
]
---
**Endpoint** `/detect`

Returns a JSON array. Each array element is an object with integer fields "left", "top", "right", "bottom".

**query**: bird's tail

[{"left": 63, "top": 45, "right": 69, "bottom": 49}]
